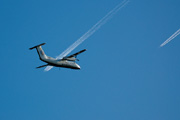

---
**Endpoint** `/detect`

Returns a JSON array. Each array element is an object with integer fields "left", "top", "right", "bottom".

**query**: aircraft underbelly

[
  {"left": 45, "top": 59, "right": 80, "bottom": 69},
  {"left": 57, "top": 62, "right": 80, "bottom": 69}
]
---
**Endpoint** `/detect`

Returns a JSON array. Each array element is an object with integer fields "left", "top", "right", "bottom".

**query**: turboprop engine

[{"left": 62, "top": 57, "right": 79, "bottom": 61}]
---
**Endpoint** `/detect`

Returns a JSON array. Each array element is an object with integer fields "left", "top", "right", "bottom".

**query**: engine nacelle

[{"left": 63, "top": 57, "right": 79, "bottom": 61}]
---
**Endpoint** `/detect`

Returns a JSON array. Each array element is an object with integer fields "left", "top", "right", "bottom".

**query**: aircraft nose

[{"left": 77, "top": 64, "right": 81, "bottom": 69}]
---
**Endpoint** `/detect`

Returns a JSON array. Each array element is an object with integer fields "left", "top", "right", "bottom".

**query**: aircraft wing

[
  {"left": 36, "top": 64, "right": 49, "bottom": 69},
  {"left": 64, "top": 49, "right": 87, "bottom": 58}
]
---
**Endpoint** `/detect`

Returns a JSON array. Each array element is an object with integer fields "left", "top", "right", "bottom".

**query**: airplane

[{"left": 29, "top": 43, "right": 86, "bottom": 70}]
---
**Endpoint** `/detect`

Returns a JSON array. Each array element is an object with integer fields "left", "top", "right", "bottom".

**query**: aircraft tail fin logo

[{"left": 29, "top": 43, "right": 47, "bottom": 59}]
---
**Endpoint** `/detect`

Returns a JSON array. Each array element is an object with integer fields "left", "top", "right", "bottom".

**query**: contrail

[
  {"left": 45, "top": 0, "right": 129, "bottom": 71},
  {"left": 160, "top": 28, "right": 180, "bottom": 47},
  {"left": 58, "top": 0, "right": 129, "bottom": 58}
]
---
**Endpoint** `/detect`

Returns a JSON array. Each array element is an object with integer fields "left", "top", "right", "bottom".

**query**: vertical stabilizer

[{"left": 29, "top": 43, "right": 47, "bottom": 60}]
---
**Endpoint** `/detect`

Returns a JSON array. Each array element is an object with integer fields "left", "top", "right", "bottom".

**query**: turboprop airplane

[{"left": 29, "top": 43, "right": 86, "bottom": 70}]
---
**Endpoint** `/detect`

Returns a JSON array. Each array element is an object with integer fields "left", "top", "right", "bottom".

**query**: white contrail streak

[
  {"left": 58, "top": 0, "right": 129, "bottom": 58},
  {"left": 45, "top": 0, "right": 129, "bottom": 71},
  {"left": 160, "top": 28, "right": 180, "bottom": 47}
]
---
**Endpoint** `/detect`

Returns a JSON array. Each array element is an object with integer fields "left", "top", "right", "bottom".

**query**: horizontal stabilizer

[
  {"left": 36, "top": 64, "right": 48, "bottom": 69},
  {"left": 29, "top": 43, "right": 46, "bottom": 50}
]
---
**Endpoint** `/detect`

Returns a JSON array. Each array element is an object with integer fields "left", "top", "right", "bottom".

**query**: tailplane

[
  {"left": 29, "top": 43, "right": 46, "bottom": 50},
  {"left": 29, "top": 43, "right": 47, "bottom": 60}
]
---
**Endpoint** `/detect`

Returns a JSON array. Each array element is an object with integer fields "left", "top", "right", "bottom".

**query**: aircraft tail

[
  {"left": 29, "top": 43, "right": 47, "bottom": 60},
  {"left": 29, "top": 43, "right": 46, "bottom": 50}
]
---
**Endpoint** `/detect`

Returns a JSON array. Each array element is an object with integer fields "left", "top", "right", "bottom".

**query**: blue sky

[{"left": 0, "top": 0, "right": 180, "bottom": 120}]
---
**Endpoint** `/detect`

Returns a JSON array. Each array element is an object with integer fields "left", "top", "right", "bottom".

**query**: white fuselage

[
  {"left": 42, "top": 56, "right": 80, "bottom": 69},
  {"left": 37, "top": 46, "right": 81, "bottom": 69}
]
